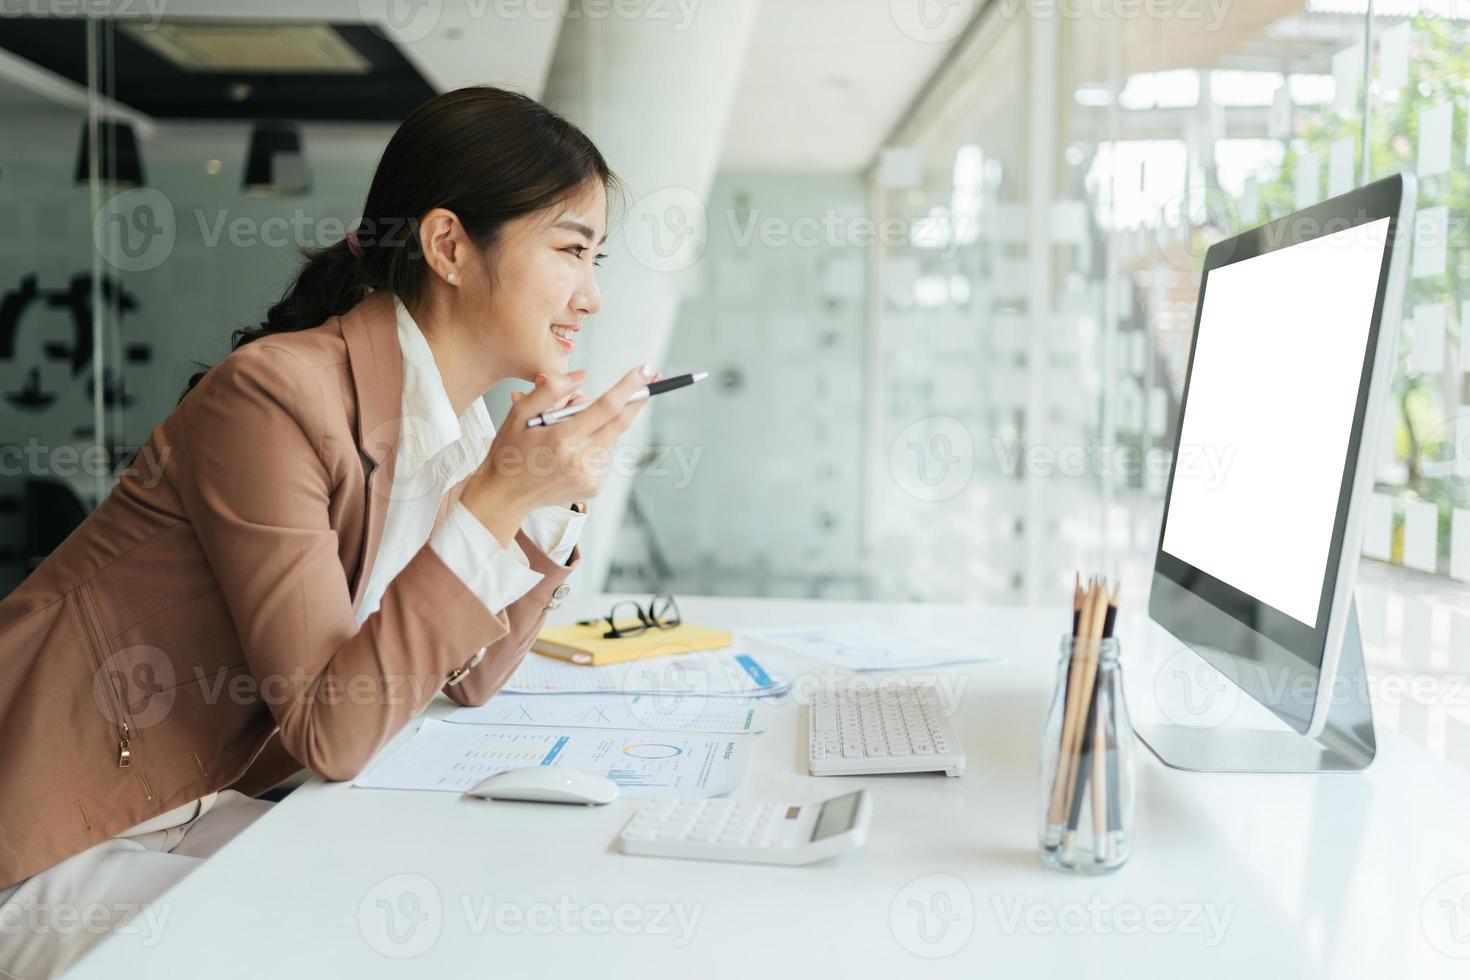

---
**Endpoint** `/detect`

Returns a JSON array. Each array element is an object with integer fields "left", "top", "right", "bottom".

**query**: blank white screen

[{"left": 1161, "top": 217, "right": 1390, "bottom": 628}]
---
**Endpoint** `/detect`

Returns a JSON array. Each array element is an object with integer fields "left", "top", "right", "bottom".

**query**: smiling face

[{"left": 469, "top": 180, "right": 608, "bottom": 381}]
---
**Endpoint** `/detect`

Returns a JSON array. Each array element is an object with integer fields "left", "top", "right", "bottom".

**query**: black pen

[{"left": 527, "top": 371, "right": 709, "bottom": 427}]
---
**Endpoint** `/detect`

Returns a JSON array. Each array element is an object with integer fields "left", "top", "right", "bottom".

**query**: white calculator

[
  {"left": 617, "top": 791, "right": 872, "bottom": 865},
  {"left": 807, "top": 684, "right": 965, "bottom": 777}
]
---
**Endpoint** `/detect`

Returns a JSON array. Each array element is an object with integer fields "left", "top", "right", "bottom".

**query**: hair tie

[{"left": 345, "top": 227, "right": 364, "bottom": 258}]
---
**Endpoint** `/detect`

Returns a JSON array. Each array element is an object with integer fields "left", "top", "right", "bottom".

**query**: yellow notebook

[{"left": 532, "top": 622, "right": 733, "bottom": 666}]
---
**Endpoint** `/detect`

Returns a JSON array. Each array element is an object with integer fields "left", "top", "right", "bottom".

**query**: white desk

[{"left": 71, "top": 596, "right": 1470, "bottom": 978}]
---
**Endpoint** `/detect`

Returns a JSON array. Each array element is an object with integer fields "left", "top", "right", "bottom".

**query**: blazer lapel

[{"left": 339, "top": 290, "right": 404, "bottom": 609}]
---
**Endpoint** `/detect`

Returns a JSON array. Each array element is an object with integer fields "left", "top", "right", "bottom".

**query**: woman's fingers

[
  {"left": 601, "top": 391, "right": 650, "bottom": 440},
  {"left": 553, "top": 388, "right": 586, "bottom": 412},
  {"left": 573, "top": 364, "right": 654, "bottom": 433},
  {"left": 508, "top": 369, "right": 586, "bottom": 422}
]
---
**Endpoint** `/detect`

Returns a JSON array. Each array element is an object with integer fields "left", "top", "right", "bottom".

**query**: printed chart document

[
  {"left": 741, "top": 622, "right": 996, "bottom": 671},
  {"left": 446, "top": 693, "right": 770, "bottom": 734},
  {"left": 354, "top": 720, "right": 752, "bottom": 797},
  {"left": 502, "top": 649, "right": 790, "bottom": 698}
]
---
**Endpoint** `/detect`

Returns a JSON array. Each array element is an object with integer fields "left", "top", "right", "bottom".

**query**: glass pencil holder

[{"left": 1038, "top": 635, "right": 1135, "bottom": 873}]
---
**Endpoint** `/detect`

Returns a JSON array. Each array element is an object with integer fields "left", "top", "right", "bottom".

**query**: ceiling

[
  {"left": 718, "top": 0, "right": 966, "bottom": 172},
  {"left": 0, "top": 0, "right": 566, "bottom": 114},
  {"left": 0, "top": 18, "right": 437, "bottom": 121},
  {"left": 0, "top": 0, "right": 965, "bottom": 173}
]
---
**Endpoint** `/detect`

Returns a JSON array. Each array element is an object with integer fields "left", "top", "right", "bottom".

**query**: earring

[{"left": 446, "top": 273, "right": 458, "bottom": 284}]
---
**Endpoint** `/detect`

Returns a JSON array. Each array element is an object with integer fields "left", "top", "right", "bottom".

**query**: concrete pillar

[{"left": 534, "top": 0, "right": 761, "bottom": 591}]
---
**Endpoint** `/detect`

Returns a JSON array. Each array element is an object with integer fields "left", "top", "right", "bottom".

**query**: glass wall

[
  {"left": 0, "top": 12, "right": 390, "bottom": 596},
  {"left": 859, "top": 1, "right": 1469, "bottom": 766}
]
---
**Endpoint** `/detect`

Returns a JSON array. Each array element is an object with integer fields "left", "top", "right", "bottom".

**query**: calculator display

[{"left": 811, "top": 792, "right": 862, "bottom": 841}]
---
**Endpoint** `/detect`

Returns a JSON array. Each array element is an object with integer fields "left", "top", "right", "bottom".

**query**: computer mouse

[{"left": 464, "top": 766, "right": 619, "bottom": 805}]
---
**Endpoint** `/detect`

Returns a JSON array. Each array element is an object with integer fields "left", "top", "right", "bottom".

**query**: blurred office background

[{"left": 1, "top": 1, "right": 1468, "bottom": 764}]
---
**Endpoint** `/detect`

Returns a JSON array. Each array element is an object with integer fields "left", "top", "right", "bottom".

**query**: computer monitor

[{"left": 1141, "top": 174, "right": 1417, "bottom": 773}]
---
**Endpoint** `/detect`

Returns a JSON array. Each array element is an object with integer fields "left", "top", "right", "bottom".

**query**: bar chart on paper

[{"left": 353, "top": 720, "right": 753, "bottom": 797}]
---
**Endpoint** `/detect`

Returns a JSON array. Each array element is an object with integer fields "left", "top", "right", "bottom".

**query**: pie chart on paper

[{"left": 621, "top": 743, "right": 684, "bottom": 759}]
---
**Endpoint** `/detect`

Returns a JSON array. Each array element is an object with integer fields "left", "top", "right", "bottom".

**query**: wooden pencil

[
  {"left": 1046, "top": 578, "right": 1098, "bottom": 830},
  {"left": 1058, "top": 581, "right": 1107, "bottom": 846}
]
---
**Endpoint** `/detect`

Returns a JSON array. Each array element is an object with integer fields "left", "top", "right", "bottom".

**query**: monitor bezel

[{"left": 1150, "top": 175, "right": 1411, "bottom": 731}]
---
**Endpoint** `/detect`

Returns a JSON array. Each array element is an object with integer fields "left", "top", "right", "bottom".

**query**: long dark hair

[{"left": 182, "top": 86, "right": 616, "bottom": 398}]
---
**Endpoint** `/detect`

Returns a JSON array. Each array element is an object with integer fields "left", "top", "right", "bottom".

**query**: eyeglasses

[{"left": 577, "top": 594, "right": 682, "bottom": 639}]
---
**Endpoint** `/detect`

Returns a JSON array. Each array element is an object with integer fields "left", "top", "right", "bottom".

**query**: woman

[{"left": 0, "top": 86, "right": 650, "bottom": 976}]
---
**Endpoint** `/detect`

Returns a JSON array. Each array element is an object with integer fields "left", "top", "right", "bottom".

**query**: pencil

[
  {"left": 1058, "top": 581, "right": 1107, "bottom": 856},
  {"left": 1044, "top": 574, "right": 1087, "bottom": 851},
  {"left": 1102, "top": 584, "right": 1122, "bottom": 860},
  {"left": 1046, "top": 578, "right": 1096, "bottom": 838},
  {"left": 1063, "top": 652, "right": 1099, "bottom": 842},
  {"left": 1072, "top": 573, "right": 1083, "bottom": 637},
  {"left": 1092, "top": 584, "right": 1119, "bottom": 861}
]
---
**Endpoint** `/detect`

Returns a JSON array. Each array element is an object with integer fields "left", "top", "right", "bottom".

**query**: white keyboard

[
  {"left": 807, "top": 685, "right": 964, "bottom": 777},
  {"left": 618, "top": 791, "right": 871, "bottom": 865}
]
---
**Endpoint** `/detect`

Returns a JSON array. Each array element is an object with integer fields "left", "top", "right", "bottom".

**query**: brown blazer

[{"left": 0, "top": 291, "right": 576, "bottom": 888}]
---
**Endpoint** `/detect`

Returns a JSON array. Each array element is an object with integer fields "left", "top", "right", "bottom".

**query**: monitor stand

[{"left": 1134, "top": 602, "right": 1377, "bottom": 773}]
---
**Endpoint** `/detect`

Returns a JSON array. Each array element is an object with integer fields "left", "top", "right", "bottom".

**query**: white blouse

[{"left": 352, "top": 298, "right": 585, "bottom": 626}]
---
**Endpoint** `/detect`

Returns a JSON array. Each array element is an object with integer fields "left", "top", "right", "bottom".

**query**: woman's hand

[{"left": 460, "top": 365, "right": 657, "bottom": 547}]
